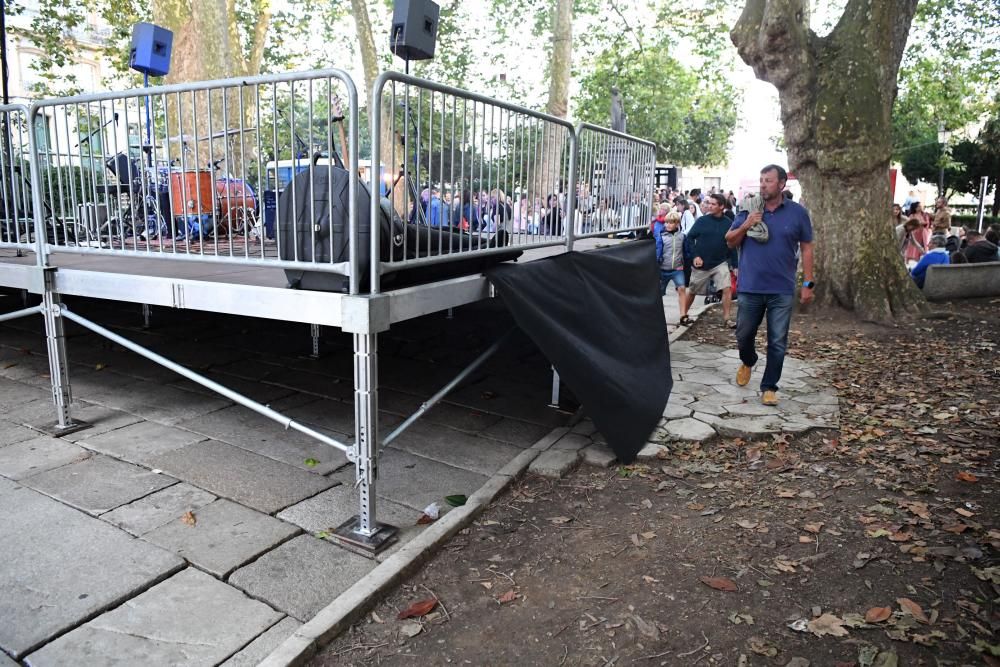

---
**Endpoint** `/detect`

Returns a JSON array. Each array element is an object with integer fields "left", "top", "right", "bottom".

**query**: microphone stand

[{"left": 75, "top": 113, "right": 117, "bottom": 148}]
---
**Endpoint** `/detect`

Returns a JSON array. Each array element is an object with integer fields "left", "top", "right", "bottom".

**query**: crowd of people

[
  {"left": 410, "top": 183, "right": 653, "bottom": 236},
  {"left": 893, "top": 194, "right": 1000, "bottom": 288}
]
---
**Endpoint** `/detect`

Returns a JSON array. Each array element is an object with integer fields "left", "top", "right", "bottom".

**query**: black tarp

[{"left": 486, "top": 240, "right": 672, "bottom": 463}]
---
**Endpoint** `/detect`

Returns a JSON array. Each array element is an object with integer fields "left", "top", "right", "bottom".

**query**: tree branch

[{"left": 731, "top": 0, "right": 813, "bottom": 88}]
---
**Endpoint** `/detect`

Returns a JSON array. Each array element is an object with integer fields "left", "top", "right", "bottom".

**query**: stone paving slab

[
  {"left": 387, "top": 420, "right": 524, "bottom": 477},
  {"left": 278, "top": 396, "right": 404, "bottom": 445},
  {"left": 80, "top": 420, "right": 207, "bottom": 467},
  {"left": 102, "top": 483, "right": 218, "bottom": 536},
  {"left": 175, "top": 405, "right": 346, "bottom": 475},
  {"left": 375, "top": 448, "right": 490, "bottom": 512},
  {"left": 0, "top": 477, "right": 183, "bottom": 659},
  {"left": 142, "top": 499, "right": 300, "bottom": 578},
  {"left": 0, "top": 435, "right": 91, "bottom": 480},
  {"left": 148, "top": 439, "right": 336, "bottom": 514},
  {"left": 0, "top": 419, "right": 39, "bottom": 447},
  {"left": 649, "top": 342, "right": 840, "bottom": 447},
  {"left": 45, "top": 402, "right": 145, "bottom": 443},
  {"left": 277, "top": 472, "right": 428, "bottom": 559},
  {"left": 220, "top": 617, "right": 301, "bottom": 667},
  {"left": 529, "top": 449, "right": 580, "bottom": 478},
  {"left": 72, "top": 377, "right": 232, "bottom": 425},
  {"left": 22, "top": 455, "right": 177, "bottom": 516},
  {"left": 24, "top": 568, "right": 284, "bottom": 667},
  {"left": 229, "top": 535, "right": 376, "bottom": 622}
]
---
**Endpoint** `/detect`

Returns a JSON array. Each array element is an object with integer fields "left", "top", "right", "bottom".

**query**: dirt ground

[{"left": 312, "top": 297, "right": 1000, "bottom": 667}]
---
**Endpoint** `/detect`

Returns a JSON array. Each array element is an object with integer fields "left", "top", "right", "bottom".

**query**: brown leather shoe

[
  {"left": 736, "top": 364, "right": 752, "bottom": 386},
  {"left": 761, "top": 390, "right": 779, "bottom": 406}
]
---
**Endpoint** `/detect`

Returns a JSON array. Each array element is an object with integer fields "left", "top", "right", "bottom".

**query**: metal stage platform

[{"left": 0, "top": 68, "right": 656, "bottom": 554}]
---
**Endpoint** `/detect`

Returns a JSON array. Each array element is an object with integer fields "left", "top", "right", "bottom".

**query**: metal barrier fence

[
  {"left": 0, "top": 104, "right": 39, "bottom": 253},
  {"left": 24, "top": 69, "right": 360, "bottom": 280},
  {"left": 369, "top": 72, "right": 579, "bottom": 292},
  {"left": 574, "top": 123, "right": 656, "bottom": 239},
  {"left": 6, "top": 70, "right": 657, "bottom": 296}
]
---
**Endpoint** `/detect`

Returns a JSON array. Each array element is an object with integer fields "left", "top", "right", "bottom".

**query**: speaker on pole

[{"left": 390, "top": 0, "right": 439, "bottom": 61}]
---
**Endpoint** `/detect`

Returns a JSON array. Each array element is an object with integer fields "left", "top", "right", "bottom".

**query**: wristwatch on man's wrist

[{"left": 802, "top": 280, "right": 816, "bottom": 289}]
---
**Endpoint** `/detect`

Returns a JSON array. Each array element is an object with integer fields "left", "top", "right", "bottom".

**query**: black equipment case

[{"left": 278, "top": 165, "right": 521, "bottom": 293}]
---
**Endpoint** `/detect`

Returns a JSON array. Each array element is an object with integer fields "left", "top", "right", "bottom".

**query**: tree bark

[
  {"left": 534, "top": 0, "right": 573, "bottom": 200},
  {"left": 350, "top": 0, "right": 405, "bottom": 215},
  {"left": 732, "top": 0, "right": 926, "bottom": 322}
]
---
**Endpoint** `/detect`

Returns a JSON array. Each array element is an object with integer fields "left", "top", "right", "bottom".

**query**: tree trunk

[
  {"left": 534, "top": 0, "right": 573, "bottom": 200},
  {"left": 350, "top": 0, "right": 405, "bottom": 215},
  {"left": 154, "top": 0, "right": 272, "bottom": 176},
  {"left": 731, "top": 0, "right": 927, "bottom": 322}
]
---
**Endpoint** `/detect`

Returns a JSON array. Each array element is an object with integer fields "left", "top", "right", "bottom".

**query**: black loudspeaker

[
  {"left": 390, "top": 0, "right": 440, "bottom": 61},
  {"left": 667, "top": 167, "right": 678, "bottom": 190}
]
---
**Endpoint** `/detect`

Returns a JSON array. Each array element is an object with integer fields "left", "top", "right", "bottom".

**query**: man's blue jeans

[{"left": 735, "top": 292, "right": 795, "bottom": 391}]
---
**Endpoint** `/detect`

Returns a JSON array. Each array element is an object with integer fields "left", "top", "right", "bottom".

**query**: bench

[{"left": 923, "top": 261, "right": 1000, "bottom": 301}]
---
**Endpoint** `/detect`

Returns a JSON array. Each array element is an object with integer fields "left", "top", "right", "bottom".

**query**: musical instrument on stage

[
  {"left": 168, "top": 169, "right": 215, "bottom": 216},
  {"left": 215, "top": 177, "right": 258, "bottom": 234}
]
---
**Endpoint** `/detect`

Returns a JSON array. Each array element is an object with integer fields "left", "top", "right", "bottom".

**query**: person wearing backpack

[{"left": 654, "top": 208, "right": 690, "bottom": 326}]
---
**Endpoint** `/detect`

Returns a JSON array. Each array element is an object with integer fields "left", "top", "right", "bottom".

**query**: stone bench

[{"left": 923, "top": 261, "right": 1000, "bottom": 301}]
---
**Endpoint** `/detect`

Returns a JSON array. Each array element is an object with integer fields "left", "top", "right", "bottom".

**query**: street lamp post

[{"left": 937, "top": 122, "right": 950, "bottom": 199}]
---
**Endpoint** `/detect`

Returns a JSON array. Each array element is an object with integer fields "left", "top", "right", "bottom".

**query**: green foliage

[{"left": 575, "top": 42, "right": 738, "bottom": 166}]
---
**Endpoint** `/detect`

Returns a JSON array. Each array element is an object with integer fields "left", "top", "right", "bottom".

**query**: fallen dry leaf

[
  {"left": 415, "top": 513, "right": 436, "bottom": 525},
  {"left": 548, "top": 516, "right": 572, "bottom": 524},
  {"left": 397, "top": 598, "right": 437, "bottom": 620},
  {"left": 699, "top": 576, "right": 737, "bottom": 592},
  {"left": 808, "top": 613, "right": 849, "bottom": 637},
  {"left": 803, "top": 522, "right": 824, "bottom": 534},
  {"left": 399, "top": 621, "right": 422, "bottom": 638},
  {"left": 955, "top": 471, "right": 978, "bottom": 483},
  {"left": 954, "top": 507, "right": 975, "bottom": 518},
  {"left": 865, "top": 606, "right": 892, "bottom": 623},
  {"left": 498, "top": 589, "right": 518, "bottom": 604},
  {"left": 897, "top": 597, "right": 929, "bottom": 624},
  {"left": 181, "top": 511, "right": 196, "bottom": 526}
]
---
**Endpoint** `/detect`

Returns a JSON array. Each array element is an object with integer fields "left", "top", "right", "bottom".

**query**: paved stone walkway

[{"left": 0, "top": 288, "right": 838, "bottom": 666}]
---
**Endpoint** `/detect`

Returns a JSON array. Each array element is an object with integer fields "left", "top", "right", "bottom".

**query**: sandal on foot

[{"left": 679, "top": 315, "right": 693, "bottom": 326}]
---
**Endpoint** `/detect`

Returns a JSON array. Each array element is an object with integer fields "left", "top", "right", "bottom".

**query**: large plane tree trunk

[
  {"left": 350, "top": 0, "right": 404, "bottom": 216},
  {"left": 154, "top": 0, "right": 271, "bottom": 174},
  {"left": 534, "top": 0, "right": 573, "bottom": 201},
  {"left": 732, "top": 0, "right": 926, "bottom": 322}
]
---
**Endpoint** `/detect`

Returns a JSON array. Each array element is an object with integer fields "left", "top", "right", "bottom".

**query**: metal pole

[
  {"left": 330, "top": 331, "right": 398, "bottom": 554},
  {"left": 381, "top": 330, "right": 512, "bottom": 449},
  {"left": 310, "top": 322, "right": 321, "bottom": 358},
  {"left": 0, "top": 303, "right": 42, "bottom": 323},
  {"left": 41, "top": 270, "right": 76, "bottom": 431},
  {"left": 353, "top": 331, "right": 378, "bottom": 535},
  {"left": 548, "top": 366, "right": 561, "bottom": 408},
  {"left": 977, "top": 176, "right": 989, "bottom": 233},
  {"left": 59, "top": 306, "right": 355, "bottom": 456}
]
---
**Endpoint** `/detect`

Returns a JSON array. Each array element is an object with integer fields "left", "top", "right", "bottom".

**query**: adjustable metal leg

[
  {"left": 548, "top": 365, "right": 561, "bottom": 408},
  {"left": 142, "top": 303, "right": 151, "bottom": 329},
  {"left": 38, "top": 274, "right": 88, "bottom": 436},
  {"left": 310, "top": 323, "right": 321, "bottom": 359},
  {"left": 445, "top": 307, "right": 454, "bottom": 320},
  {"left": 333, "top": 332, "right": 398, "bottom": 554}
]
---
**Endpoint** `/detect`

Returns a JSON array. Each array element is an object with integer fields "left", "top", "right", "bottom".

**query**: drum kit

[{"left": 100, "top": 128, "right": 259, "bottom": 241}]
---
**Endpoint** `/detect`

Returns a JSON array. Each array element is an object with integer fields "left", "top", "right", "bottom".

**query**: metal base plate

[
  {"left": 331, "top": 516, "right": 399, "bottom": 555},
  {"left": 36, "top": 419, "right": 92, "bottom": 437}
]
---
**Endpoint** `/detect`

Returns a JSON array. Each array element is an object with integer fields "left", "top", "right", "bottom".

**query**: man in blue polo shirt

[{"left": 725, "top": 165, "right": 815, "bottom": 406}]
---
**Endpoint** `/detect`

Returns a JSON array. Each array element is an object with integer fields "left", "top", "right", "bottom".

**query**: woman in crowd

[{"left": 540, "top": 193, "right": 563, "bottom": 236}]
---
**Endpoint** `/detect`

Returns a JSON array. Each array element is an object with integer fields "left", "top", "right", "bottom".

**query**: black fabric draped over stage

[{"left": 487, "top": 240, "right": 672, "bottom": 463}]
